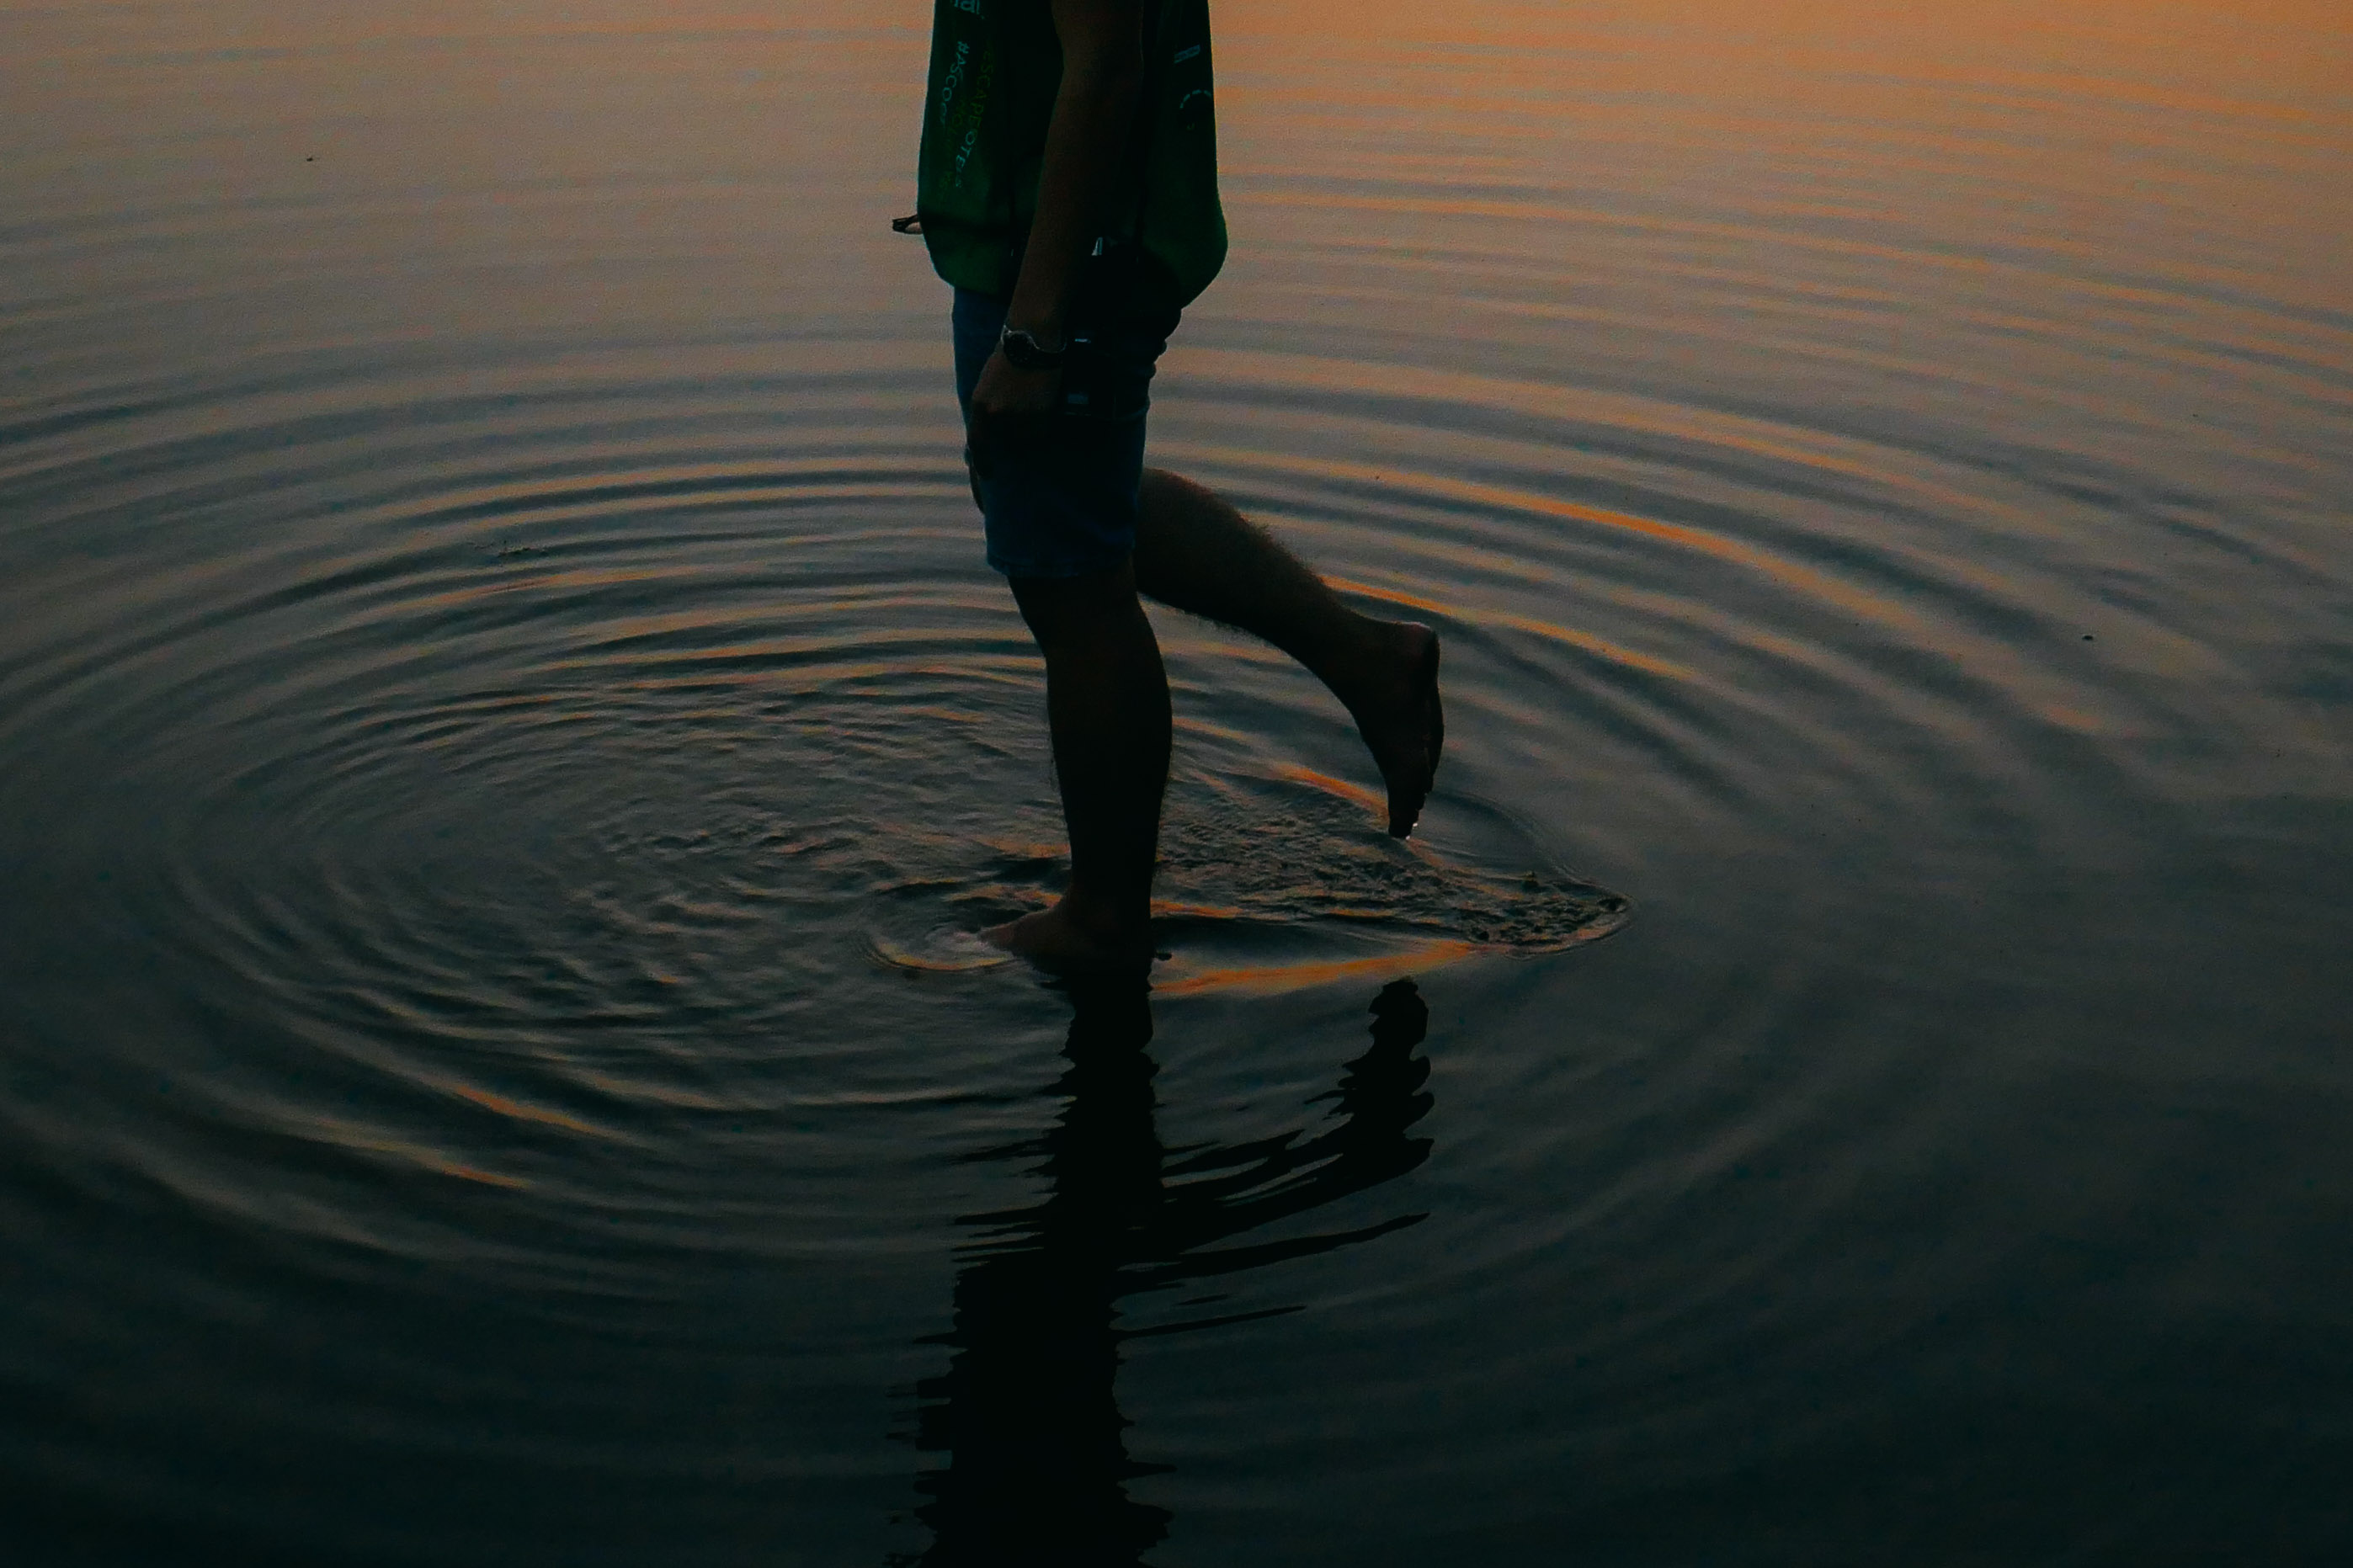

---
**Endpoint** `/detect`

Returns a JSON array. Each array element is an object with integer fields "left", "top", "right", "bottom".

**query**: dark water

[{"left": 3, "top": 2, "right": 2350, "bottom": 1561}]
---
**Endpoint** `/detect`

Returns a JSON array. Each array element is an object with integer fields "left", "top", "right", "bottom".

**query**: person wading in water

[{"left": 907, "top": 0, "right": 1444, "bottom": 975}]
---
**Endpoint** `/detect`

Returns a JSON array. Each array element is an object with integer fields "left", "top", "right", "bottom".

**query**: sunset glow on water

[{"left": 3, "top": 3, "right": 2348, "bottom": 1561}]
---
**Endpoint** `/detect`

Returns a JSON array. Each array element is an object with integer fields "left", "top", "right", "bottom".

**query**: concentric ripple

[{"left": 3, "top": 2, "right": 2348, "bottom": 1563}]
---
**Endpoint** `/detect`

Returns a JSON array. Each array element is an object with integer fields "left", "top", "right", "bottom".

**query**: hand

[{"left": 966, "top": 348, "right": 1062, "bottom": 476}]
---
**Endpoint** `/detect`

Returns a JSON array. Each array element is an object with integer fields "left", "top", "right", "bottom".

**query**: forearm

[{"left": 1004, "top": 45, "right": 1142, "bottom": 339}]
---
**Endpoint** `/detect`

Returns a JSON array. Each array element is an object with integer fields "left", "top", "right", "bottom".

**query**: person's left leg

[
  {"left": 983, "top": 559, "right": 1171, "bottom": 973},
  {"left": 1134, "top": 469, "right": 1442, "bottom": 838}
]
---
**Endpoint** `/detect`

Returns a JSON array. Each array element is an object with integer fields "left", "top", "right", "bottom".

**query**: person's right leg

[
  {"left": 1134, "top": 468, "right": 1444, "bottom": 837},
  {"left": 982, "top": 561, "right": 1172, "bottom": 975}
]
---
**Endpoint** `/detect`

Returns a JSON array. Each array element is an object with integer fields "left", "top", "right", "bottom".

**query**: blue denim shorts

[{"left": 952, "top": 282, "right": 1179, "bottom": 580}]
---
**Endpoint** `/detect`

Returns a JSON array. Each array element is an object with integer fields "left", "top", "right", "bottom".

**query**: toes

[
  {"left": 1365, "top": 623, "right": 1443, "bottom": 839},
  {"left": 1397, "top": 630, "right": 1442, "bottom": 837}
]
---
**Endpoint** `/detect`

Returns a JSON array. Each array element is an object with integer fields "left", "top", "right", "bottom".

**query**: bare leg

[
  {"left": 1136, "top": 469, "right": 1443, "bottom": 837},
  {"left": 983, "top": 561, "right": 1171, "bottom": 974}
]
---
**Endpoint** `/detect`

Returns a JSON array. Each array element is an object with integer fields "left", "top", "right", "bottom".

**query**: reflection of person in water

[{"left": 904, "top": 980, "right": 1433, "bottom": 1566}]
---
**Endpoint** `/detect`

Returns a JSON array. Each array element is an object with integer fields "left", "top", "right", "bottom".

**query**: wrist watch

[{"left": 998, "top": 324, "right": 1068, "bottom": 371}]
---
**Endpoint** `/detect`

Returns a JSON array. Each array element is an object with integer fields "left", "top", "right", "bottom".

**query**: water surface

[{"left": 3, "top": 2, "right": 2350, "bottom": 1562}]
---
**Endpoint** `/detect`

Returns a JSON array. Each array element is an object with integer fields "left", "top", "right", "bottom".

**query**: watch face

[{"left": 1002, "top": 328, "right": 1066, "bottom": 369}]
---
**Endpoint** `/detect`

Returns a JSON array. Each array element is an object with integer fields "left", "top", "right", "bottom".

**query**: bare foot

[
  {"left": 982, "top": 898, "right": 1154, "bottom": 976},
  {"left": 1341, "top": 621, "right": 1445, "bottom": 837}
]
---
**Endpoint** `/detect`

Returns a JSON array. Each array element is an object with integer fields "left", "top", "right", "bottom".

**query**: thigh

[{"left": 949, "top": 283, "right": 1179, "bottom": 581}]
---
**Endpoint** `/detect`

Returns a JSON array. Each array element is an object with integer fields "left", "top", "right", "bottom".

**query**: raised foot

[
  {"left": 1344, "top": 620, "right": 1445, "bottom": 838},
  {"left": 981, "top": 899, "right": 1155, "bottom": 978}
]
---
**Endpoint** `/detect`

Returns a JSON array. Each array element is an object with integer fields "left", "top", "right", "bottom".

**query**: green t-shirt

[{"left": 915, "top": 0, "right": 1227, "bottom": 308}]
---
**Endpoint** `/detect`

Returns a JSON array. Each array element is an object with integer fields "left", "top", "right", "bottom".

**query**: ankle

[
  {"left": 1325, "top": 615, "right": 1413, "bottom": 704},
  {"left": 1056, "top": 885, "right": 1151, "bottom": 944}
]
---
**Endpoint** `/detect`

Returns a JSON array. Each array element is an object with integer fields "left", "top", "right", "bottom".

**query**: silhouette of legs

[
  {"left": 986, "top": 562, "right": 1173, "bottom": 975},
  {"left": 985, "top": 474, "right": 1445, "bottom": 975},
  {"left": 1136, "top": 470, "right": 1442, "bottom": 842}
]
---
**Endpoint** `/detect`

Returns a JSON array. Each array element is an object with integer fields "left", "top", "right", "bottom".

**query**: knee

[
  {"left": 1009, "top": 565, "right": 1144, "bottom": 650},
  {"left": 1138, "top": 467, "right": 1190, "bottom": 513}
]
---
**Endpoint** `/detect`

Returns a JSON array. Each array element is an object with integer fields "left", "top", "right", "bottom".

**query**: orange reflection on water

[
  {"left": 1325, "top": 575, "right": 1692, "bottom": 681},
  {"left": 448, "top": 1081, "right": 615, "bottom": 1140},
  {"left": 1153, "top": 937, "right": 1484, "bottom": 999},
  {"left": 1288, "top": 446, "right": 1924, "bottom": 638},
  {"left": 428, "top": 1161, "right": 532, "bottom": 1189},
  {"left": 1149, "top": 901, "right": 1247, "bottom": 922},
  {"left": 1271, "top": 762, "right": 1386, "bottom": 820},
  {"left": 309, "top": 1113, "right": 533, "bottom": 1188}
]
